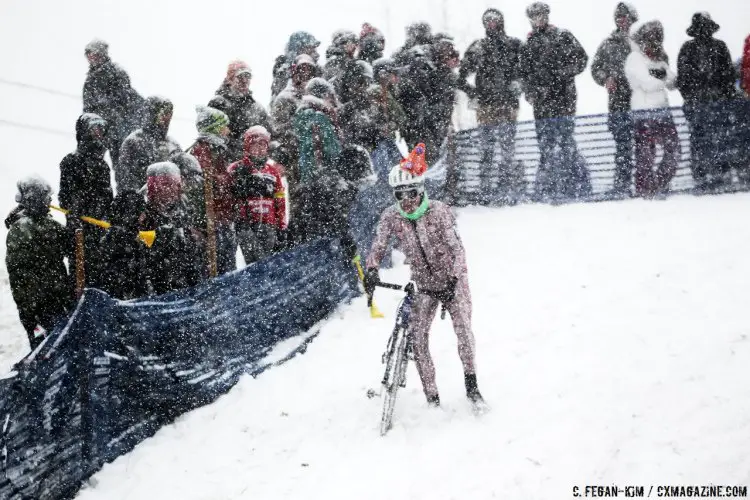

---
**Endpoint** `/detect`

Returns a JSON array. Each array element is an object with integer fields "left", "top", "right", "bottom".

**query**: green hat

[{"left": 195, "top": 105, "right": 229, "bottom": 135}]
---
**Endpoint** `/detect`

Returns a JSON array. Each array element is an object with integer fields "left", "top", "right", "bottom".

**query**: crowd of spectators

[{"left": 4, "top": 2, "right": 750, "bottom": 349}]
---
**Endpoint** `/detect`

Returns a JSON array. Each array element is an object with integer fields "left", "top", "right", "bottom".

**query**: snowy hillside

[{"left": 73, "top": 195, "right": 750, "bottom": 499}]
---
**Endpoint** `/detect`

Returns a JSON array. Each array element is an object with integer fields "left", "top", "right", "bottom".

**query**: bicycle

[{"left": 367, "top": 280, "right": 446, "bottom": 436}]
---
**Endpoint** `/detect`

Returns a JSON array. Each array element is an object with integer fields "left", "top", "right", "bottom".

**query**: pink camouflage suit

[{"left": 366, "top": 199, "right": 476, "bottom": 399}]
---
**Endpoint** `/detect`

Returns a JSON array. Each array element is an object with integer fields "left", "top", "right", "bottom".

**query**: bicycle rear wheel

[{"left": 380, "top": 326, "right": 409, "bottom": 436}]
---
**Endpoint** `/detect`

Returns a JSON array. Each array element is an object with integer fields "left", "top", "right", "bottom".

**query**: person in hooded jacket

[
  {"left": 6, "top": 177, "right": 73, "bottom": 350},
  {"left": 82, "top": 39, "right": 144, "bottom": 169},
  {"left": 227, "top": 126, "right": 287, "bottom": 265},
  {"left": 95, "top": 189, "right": 148, "bottom": 300},
  {"left": 290, "top": 144, "right": 374, "bottom": 261},
  {"left": 271, "top": 54, "right": 320, "bottom": 183},
  {"left": 141, "top": 162, "right": 201, "bottom": 295},
  {"left": 323, "top": 30, "right": 359, "bottom": 86},
  {"left": 118, "top": 96, "right": 181, "bottom": 192},
  {"left": 212, "top": 60, "right": 271, "bottom": 162},
  {"left": 460, "top": 8, "right": 523, "bottom": 201},
  {"left": 363, "top": 145, "right": 485, "bottom": 410},
  {"left": 358, "top": 23, "right": 386, "bottom": 64},
  {"left": 339, "top": 61, "right": 380, "bottom": 150},
  {"left": 520, "top": 2, "right": 588, "bottom": 201},
  {"left": 591, "top": 3, "right": 639, "bottom": 196},
  {"left": 293, "top": 77, "right": 342, "bottom": 186},
  {"left": 625, "top": 21, "right": 680, "bottom": 198},
  {"left": 271, "top": 31, "right": 322, "bottom": 100},
  {"left": 187, "top": 106, "right": 237, "bottom": 275},
  {"left": 676, "top": 13, "right": 739, "bottom": 190},
  {"left": 58, "top": 113, "right": 113, "bottom": 284}
]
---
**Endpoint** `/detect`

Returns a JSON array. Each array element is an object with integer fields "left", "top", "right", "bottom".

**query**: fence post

[
  {"left": 75, "top": 229, "right": 85, "bottom": 299},
  {"left": 444, "top": 130, "right": 460, "bottom": 206},
  {"left": 204, "top": 175, "right": 218, "bottom": 278}
]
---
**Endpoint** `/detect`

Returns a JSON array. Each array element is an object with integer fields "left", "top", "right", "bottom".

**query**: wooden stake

[{"left": 75, "top": 229, "right": 85, "bottom": 299}]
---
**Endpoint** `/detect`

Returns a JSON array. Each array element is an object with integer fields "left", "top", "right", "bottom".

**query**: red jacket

[
  {"left": 188, "top": 138, "right": 233, "bottom": 224},
  {"left": 227, "top": 158, "right": 287, "bottom": 230},
  {"left": 742, "top": 35, "right": 750, "bottom": 95}
]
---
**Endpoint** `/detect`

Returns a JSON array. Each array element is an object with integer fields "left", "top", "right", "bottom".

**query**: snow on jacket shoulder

[{"left": 625, "top": 43, "right": 676, "bottom": 111}]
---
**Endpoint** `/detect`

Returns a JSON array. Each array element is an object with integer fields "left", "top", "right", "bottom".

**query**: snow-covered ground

[{"left": 69, "top": 194, "right": 750, "bottom": 500}]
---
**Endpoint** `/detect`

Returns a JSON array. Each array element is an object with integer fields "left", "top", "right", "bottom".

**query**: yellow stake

[{"left": 352, "top": 255, "right": 384, "bottom": 318}]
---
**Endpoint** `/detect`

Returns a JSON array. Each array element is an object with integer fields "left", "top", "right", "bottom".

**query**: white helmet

[{"left": 388, "top": 164, "right": 424, "bottom": 188}]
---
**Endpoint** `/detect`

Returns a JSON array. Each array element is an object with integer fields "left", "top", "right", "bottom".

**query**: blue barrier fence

[
  {"left": 0, "top": 239, "right": 358, "bottom": 499},
  {"left": 443, "top": 100, "right": 750, "bottom": 206}
]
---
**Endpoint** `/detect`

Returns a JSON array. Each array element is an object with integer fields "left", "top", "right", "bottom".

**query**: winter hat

[
  {"left": 286, "top": 31, "right": 320, "bottom": 60},
  {"left": 360, "top": 23, "right": 384, "bottom": 41},
  {"left": 633, "top": 20, "right": 664, "bottom": 47},
  {"left": 170, "top": 152, "right": 202, "bottom": 179},
  {"left": 85, "top": 38, "right": 109, "bottom": 56},
  {"left": 305, "top": 77, "right": 336, "bottom": 100},
  {"left": 482, "top": 8, "right": 504, "bottom": 27},
  {"left": 146, "top": 162, "right": 182, "bottom": 209},
  {"left": 15, "top": 175, "right": 52, "bottom": 212},
  {"left": 332, "top": 30, "right": 357, "bottom": 47},
  {"left": 207, "top": 95, "right": 231, "bottom": 114},
  {"left": 75, "top": 113, "right": 107, "bottom": 143},
  {"left": 406, "top": 22, "right": 432, "bottom": 45},
  {"left": 291, "top": 54, "right": 317, "bottom": 74},
  {"left": 614, "top": 2, "right": 638, "bottom": 23},
  {"left": 244, "top": 125, "right": 271, "bottom": 143},
  {"left": 526, "top": 2, "right": 550, "bottom": 18},
  {"left": 195, "top": 105, "right": 229, "bottom": 135},
  {"left": 686, "top": 12, "right": 720, "bottom": 38},
  {"left": 389, "top": 143, "right": 428, "bottom": 189},
  {"left": 225, "top": 60, "right": 252, "bottom": 83}
]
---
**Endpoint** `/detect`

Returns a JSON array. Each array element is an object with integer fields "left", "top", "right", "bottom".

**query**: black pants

[{"left": 608, "top": 111, "right": 635, "bottom": 193}]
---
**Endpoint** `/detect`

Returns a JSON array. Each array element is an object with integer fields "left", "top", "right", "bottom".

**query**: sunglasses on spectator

[{"left": 394, "top": 188, "right": 421, "bottom": 201}]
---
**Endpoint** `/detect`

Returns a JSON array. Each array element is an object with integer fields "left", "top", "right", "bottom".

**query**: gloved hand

[
  {"left": 649, "top": 68, "right": 667, "bottom": 80},
  {"left": 438, "top": 276, "right": 458, "bottom": 304},
  {"left": 364, "top": 267, "right": 379, "bottom": 296}
]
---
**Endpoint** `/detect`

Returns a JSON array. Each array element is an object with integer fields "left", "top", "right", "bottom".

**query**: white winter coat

[{"left": 624, "top": 42, "right": 676, "bottom": 111}]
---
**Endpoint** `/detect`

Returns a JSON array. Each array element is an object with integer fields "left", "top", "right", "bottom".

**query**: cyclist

[{"left": 364, "top": 145, "right": 485, "bottom": 409}]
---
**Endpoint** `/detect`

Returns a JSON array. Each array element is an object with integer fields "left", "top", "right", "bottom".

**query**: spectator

[
  {"left": 519, "top": 2, "right": 588, "bottom": 201},
  {"left": 323, "top": 30, "right": 358, "bottom": 85},
  {"left": 82, "top": 39, "right": 144, "bottom": 169},
  {"left": 358, "top": 23, "right": 385, "bottom": 64},
  {"left": 676, "top": 13, "right": 738, "bottom": 190},
  {"left": 625, "top": 21, "right": 680, "bottom": 198},
  {"left": 6, "top": 177, "right": 73, "bottom": 350},
  {"left": 591, "top": 3, "right": 639, "bottom": 197},
  {"left": 271, "top": 53, "right": 319, "bottom": 183},
  {"left": 95, "top": 190, "right": 149, "bottom": 301},
  {"left": 459, "top": 8, "right": 523, "bottom": 201},
  {"left": 339, "top": 62, "right": 380, "bottom": 150},
  {"left": 227, "top": 126, "right": 287, "bottom": 265},
  {"left": 293, "top": 77, "right": 342, "bottom": 186},
  {"left": 142, "top": 162, "right": 201, "bottom": 295},
  {"left": 118, "top": 96, "right": 181, "bottom": 192},
  {"left": 212, "top": 61, "right": 271, "bottom": 162},
  {"left": 393, "top": 22, "right": 433, "bottom": 65},
  {"left": 58, "top": 113, "right": 113, "bottom": 284},
  {"left": 271, "top": 31, "right": 321, "bottom": 100},
  {"left": 187, "top": 106, "right": 237, "bottom": 275},
  {"left": 370, "top": 58, "right": 408, "bottom": 181},
  {"left": 742, "top": 35, "right": 750, "bottom": 95},
  {"left": 398, "top": 34, "right": 460, "bottom": 163},
  {"left": 171, "top": 151, "right": 208, "bottom": 278},
  {"left": 290, "top": 144, "right": 374, "bottom": 261}
]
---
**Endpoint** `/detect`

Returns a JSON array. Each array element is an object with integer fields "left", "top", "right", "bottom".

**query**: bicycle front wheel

[{"left": 380, "top": 327, "right": 409, "bottom": 436}]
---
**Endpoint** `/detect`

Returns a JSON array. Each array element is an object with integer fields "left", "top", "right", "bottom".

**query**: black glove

[
  {"left": 438, "top": 276, "right": 458, "bottom": 304},
  {"left": 364, "top": 268, "right": 379, "bottom": 296},
  {"left": 649, "top": 68, "right": 667, "bottom": 80}
]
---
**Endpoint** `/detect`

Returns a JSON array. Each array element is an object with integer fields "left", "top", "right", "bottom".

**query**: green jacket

[{"left": 293, "top": 96, "right": 341, "bottom": 184}]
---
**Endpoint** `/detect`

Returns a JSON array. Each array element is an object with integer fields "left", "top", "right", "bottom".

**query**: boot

[
  {"left": 464, "top": 373, "right": 484, "bottom": 404},
  {"left": 426, "top": 393, "right": 440, "bottom": 408}
]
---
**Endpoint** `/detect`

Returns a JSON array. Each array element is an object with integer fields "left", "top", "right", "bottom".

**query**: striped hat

[{"left": 195, "top": 106, "right": 229, "bottom": 135}]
